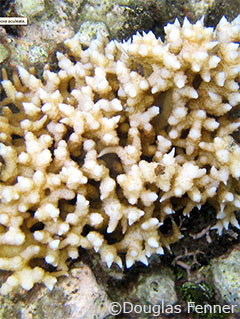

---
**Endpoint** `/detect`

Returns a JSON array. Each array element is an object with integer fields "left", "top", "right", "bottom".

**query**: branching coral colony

[{"left": 0, "top": 16, "right": 239, "bottom": 294}]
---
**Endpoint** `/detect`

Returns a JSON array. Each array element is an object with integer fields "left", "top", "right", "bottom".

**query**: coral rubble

[{"left": 0, "top": 15, "right": 239, "bottom": 294}]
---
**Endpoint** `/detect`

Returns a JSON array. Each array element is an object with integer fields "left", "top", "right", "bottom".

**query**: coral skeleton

[{"left": 0, "top": 15, "right": 240, "bottom": 294}]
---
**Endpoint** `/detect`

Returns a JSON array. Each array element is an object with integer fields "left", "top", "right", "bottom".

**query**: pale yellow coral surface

[{"left": 0, "top": 16, "right": 240, "bottom": 294}]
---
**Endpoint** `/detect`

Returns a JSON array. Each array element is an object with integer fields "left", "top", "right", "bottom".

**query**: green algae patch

[{"left": 0, "top": 44, "right": 9, "bottom": 64}]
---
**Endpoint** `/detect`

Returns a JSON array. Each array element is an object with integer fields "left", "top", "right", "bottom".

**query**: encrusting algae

[{"left": 0, "top": 15, "right": 239, "bottom": 294}]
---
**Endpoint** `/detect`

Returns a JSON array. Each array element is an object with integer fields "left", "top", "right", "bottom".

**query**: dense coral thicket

[{"left": 0, "top": 16, "right": 239, "bottom": 294}]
